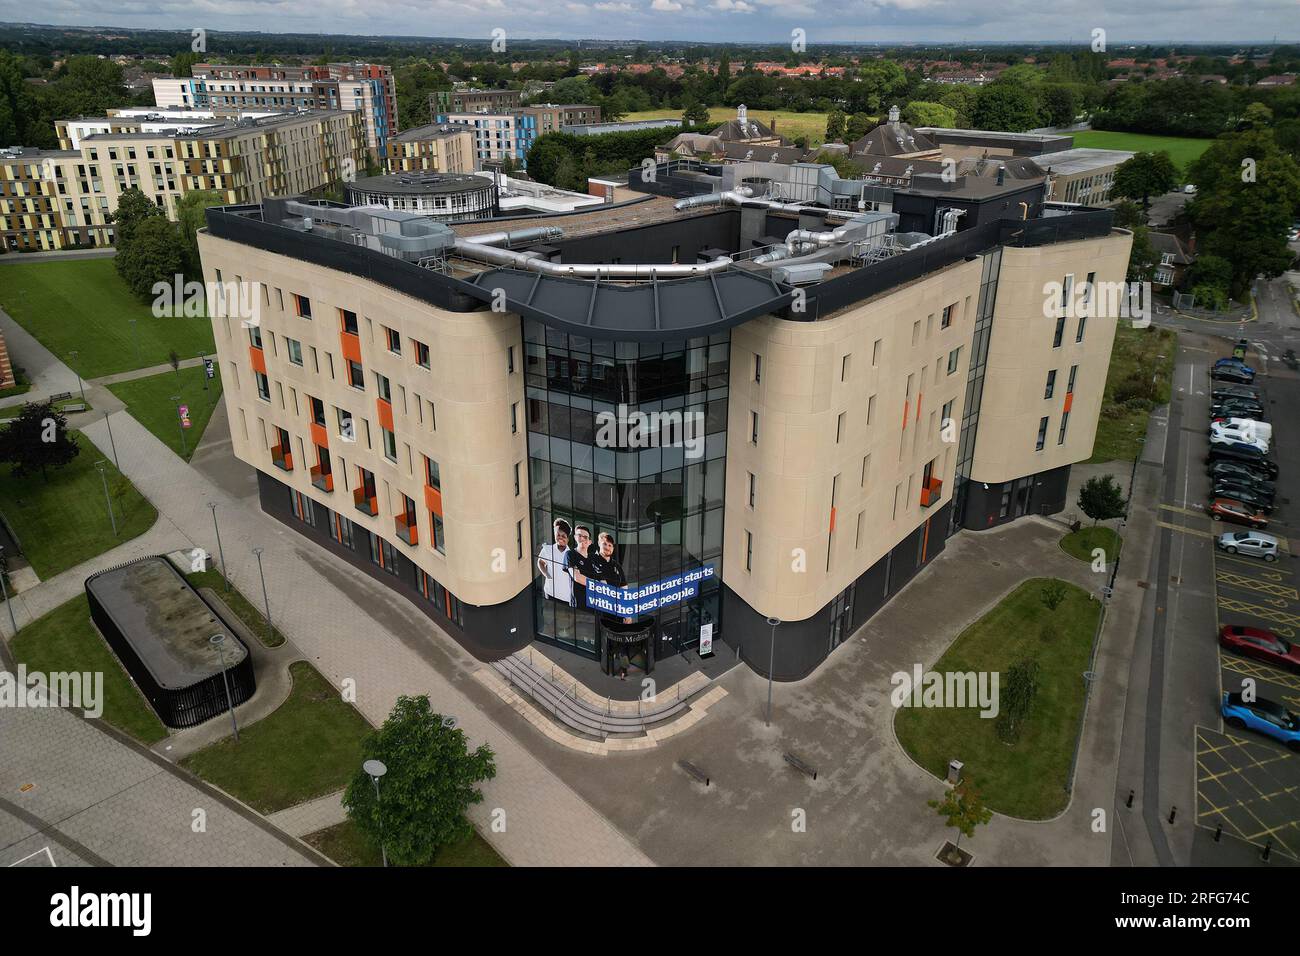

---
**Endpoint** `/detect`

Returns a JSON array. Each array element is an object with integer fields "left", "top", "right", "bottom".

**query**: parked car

[
  {"left": 1216, "top": 530, "right": 1281, "bottom": 562},
  {"left": 1219, "top": 625, "right": 1300, "bottom": 672},
  {"left": 1207, "top": 445, "right": 1278, "bottom": 476},
  {"left": 1211, "top": 383, "right": 1262, "bottom": 402},
  {"left": 1211, "top": 364, "right": 1256, "bottom": 384},
  {"left": 1210, "top": 426, "right": 1269, "bottom": 453},
  {"left": 1211, "top": 401, "right": 1266, "bottom": 421},
  {"left": 1211, "top": 417, "right": 1273, "bottom": 442},
  {"left": 1215, "top": 357, "right": 1255, "bottom": 372},
  {"left": 1221, "top": 693, "right": 1300, "bottom": 750},
  {"left": 1211, "top": 482, "right": 1274, "bottom": 513},
  {"left": 1208, "top": 462, "right": 1277, "bottom": 496},
  {"left": 1209, "top": 497, "right": 1269, "bottom": 528}
]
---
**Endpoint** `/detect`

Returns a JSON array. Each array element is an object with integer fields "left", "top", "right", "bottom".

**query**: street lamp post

[
  {"left": 68, "top": 350, "right": 85, "bottom": 403},
  {"left": 765, "top": 616, "right": 781, "bottom": 727},
  {"left": 364, "top": 759, "right": 389, "bottom": 868},
  {"left": 172, "top": 394, "right": 188, "bottom": 457},
  {"left": 0, "top": 545, "right": 17, "bottom": 634},
  {"left": 207, "top": 502, "right": 229, "bottom": 591},
  {"left": 252, "top": 546, "right": 272, "bottom": 643},
  {"left": 209, "top": 633, "right": 240, "bottom": 742},
  {"left": 103, "top": 412, "right": 120, "bottom": 470},
  {"left": 94, "top": 460, "right": 117, "bottom": 536}
]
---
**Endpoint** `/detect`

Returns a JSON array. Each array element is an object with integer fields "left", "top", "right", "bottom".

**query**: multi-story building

[
  {"left": 198, "top": 171, "right": 1128, "bottom": 680},
  {"left": 384, "top": 123, "right": 477, "bottom": 174},
  {"left": 1038, "top": 148, "right": 1135, "bottom": 205},
  {"left": 433, "top": 105, "right": 603, "bottom": 169},
  {"left": 345, "top": 172, "right": 498, "bottom": 221},
  {"left": 154, "top": 62, "right": 397, "bottom": 157},
  {"left": 519, "top": 103, "right": 602, "bottom": 134},
  {"left": 431, "top": 88, "right": 523, "bottom": 116},
  {"left": 2, "top": 111, "right": 366, "bottom": 251}
]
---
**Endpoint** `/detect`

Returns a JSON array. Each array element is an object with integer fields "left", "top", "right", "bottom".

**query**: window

[
  {"left": 425, "top": 456, "right": 440, "bottom": 489},
  {"left": 1052, "top": 316, "right": 1066, "bottom": 348},
  {"left": 375, "top": 372, "right": 391, "bottom": 402},
  {"left": 347, "top": 360, "right": 365, "bottom": 389},
  {"left": 747, "top": 472, "right": 756, "bottom": 507},
  {"left": 254, "top": 370, "right": 270, "bottom": 401},
  {"left": 432, "top": 514, "right": 446, "bottom": 554},
  {"left": 946, "top": 347, "right": 961, "bottom": 375},
  {"left": 507, "top": 346, "right": 515, "bottom": 374},
  {"left": 940, "top": 400, "right": 954, "bottom": 434},
  {"left": 337, "top": 407, "right": 354, "bottom": 441},
  {"left": 1067, "top": 365, "right": 1078, "bottom": 394},
  {"left": 1044, "top": 369, "right": 1057, "bottom": 400},
  {"left": 415, "top": 340, "right": 430, "bottom": 369},
  {"left": 1076, "top": 313, "right": 1087, "bottom": 344},
  {"left": 339, "top": 308, "right": 358, "bottom": 334},
  {"left": 1060, "top": 274, "right": 1074, "bottom": 315},
  {"left": 867, "top": 394, "right": 876, "bottom": 425},
  {"left": 745, "top": 531, "right": 753, "bottom": 571},
  {"left": 381, "top": 427, "right": 397, "bottom": 462},
  {"left": 872, "top": 339, "right": 882, "bottom": 367},
  {"left": 941, "top": 304, "right": 954, "bottom": 329},
  {"left": 861, "top": 454, "right": 870, "bottom": 487},
  {"left": 286, "top": 338, "right": 303, "bottom": 366},
  {"left": 248, "top": 325, "right": 263, "bottom": 349},
  {"left": 294, "top": 294, "right": 312, "bottom": 319},
  {"left": 514, "top": 462, "right": 521, "bottom": 496},
  {"left": 384, "top": 327, "right": 401, "bottom": 354},
  {"left": 309, "top": 396, "right": 326, "bottom": 426},
  {"left": 511, "top": 402, "right": 519, "bottom": 434},
  {"left": 911, "top": 320, "right": 920, "bottom": 346},
  {"left": 840, "top": 354, "right": 850, "bottom": 381},
  {"left": 753, "top": 353, "right": 762, "bottom": 383},
  {"left": 1058, "top": 411, "right": 1070, "bottom": 445},
  {"left": 1036, "top": 416, "right": 1049, "bottom": 451},
  {"left": 516, "top": 520, "right": 524, "bottom": 560},
  {"left": 750, "top": 411, "right": 759, "bottom": 444}
]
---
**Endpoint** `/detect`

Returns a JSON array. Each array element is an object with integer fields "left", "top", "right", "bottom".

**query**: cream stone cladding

[
  {"left": 969, "top": 231, "right": 1132, "bottom": 485},
  {"left": 198, "top": 231, "right": 531, "bottom": 607},
  {"left": 724, "top": 257, "right": 983, "bottom": 623}
]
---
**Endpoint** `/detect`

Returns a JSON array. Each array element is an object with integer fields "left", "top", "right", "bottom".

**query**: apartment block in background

[{"left": 384, "top": 123, "right": 478, "bottom": 174}]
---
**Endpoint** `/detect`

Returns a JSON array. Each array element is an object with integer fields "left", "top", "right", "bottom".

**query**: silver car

[{"left": 1217, "top": 530, "right": 1280, "bottom": 562}]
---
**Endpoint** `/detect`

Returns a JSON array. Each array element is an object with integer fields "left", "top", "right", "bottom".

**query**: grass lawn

[
  {"left": 9, "top": 593, "right": 168, "bottom": 744},
  {"left": 625, "top": 107, "right": 838, "bottom": 147},
  {"left": 894, "top": 578, "right": 1101, "bottom": 819},
  {"left": 186, "top": 567, "right": 286, "bottom": 648},
  {"left": 1060, "top": 526, "right": 1123, "bottom": 564},
  {"left": 1090, "top": 325, "right": 1176, "bottom": 464},
  {"left": 304, "top": 819, "right": 507, "bottom": 867},
  {"left": 1070, "top": 130, "right": 1212, "bottom": 173},
  {"left": 179, "top": 661, "right": 371, "bottom": 814},
  {"left": 107, "top": 365, "right": 222, "bottom": 461},
  {"left": 0, "top": 431, "right": 157, "bottom": 578},
  {"left": 0, "top": 258, "right": 214, "bottom": 379}
]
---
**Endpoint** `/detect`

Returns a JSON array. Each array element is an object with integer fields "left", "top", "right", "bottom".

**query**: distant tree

[
  {"left": 1040, "top": 580, "right": 1069, "bottom": 612},
  {"left": 681, "top": 97, "right": 710, "bottom": 128},
  {"left": 971, "top": 83, "right": 1040, "bottom": 132},
  {"left": 1127, "top": 225, "right": 1159, "bottom": 282},
  {"left": 1078, "top": 474, "right": 1127, "bottom": 526},
  {"left": 995, "top": 658, "right": 1041, "bottom": 743},
  {"left": 171, "top": 52, "right": 200, "bottom": 78},
  {"left": 175, "top": 190, "right": 224, "bottom": 280},
  {"left": 107, "top": 187, "right": 163, "bottom": 246},
  {"left": 1112, "top": 151, "right": 1178, "bottom": 209},
  {"left": 0, "top": 402, "right": 79, "bottom": 481},
  {"left": 115, "top": 216, "right": 184, "bottom": 301},
  {"left": 845, "top": 111, "right": 874, "bottom": 140},
  {"left": 929, "top": 780, "right": 992, "bottom": 864},
  {"left": 824, "top": 108, "right": 846, "bottom": 142},
  {"left": 902, "top": 100, "right": 957, "bottom": 128},
  {"left": 1040, "top": 85, "right": 1078, "bottom": 128},
  {"left": 342, "top": 695, "right": 496, "bottom": 866},
  {"left": 1241, "top": 101, "right": 1274, "bottom": 131},
  {"left": 1111, "top": 199, "right": 1144, "bottom": 230}
]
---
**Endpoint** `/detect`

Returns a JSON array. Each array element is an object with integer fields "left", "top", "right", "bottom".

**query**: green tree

[
  {"left": 1040, "top": 580, "right": 1068, "bottom": 612},
  {"left": 845, "top": 111, "right": 874, "bottom": 141},
  {"left": 1112, "top": 151, "right": 1178, "bottom": 209},
  {"left": 824, "top": 108, "right": 846, "bottom": 142},
  {"left": 0, "top": 402, "right": 79, "bottom": 481},
  {"left": 1112, "top": 199, "right": 1144, "bottom": 230},
  {"left": 1127, "top": 225, "right": 1159, "bottom": 282},
  {"left": 902, "top": 101, "right": 957, "bottom": 129},
  {"left": 175, "top": 190, "right": 224, "bottom": 280},
  {"left": 342, "top": 695, "right": 496, "bottom": 866},
  {"left": 115, "top": 216, "right": 184, "bottom": 301},
  {"left": 1041, "top": 85, "right": 1078, "bottom": 128},
  {"left": 995, "top": 658, "right": 1041, "bottom": 743},
  {"left": 1186, "top": 252, "right": 1233, "bottom": 299},
  {"left": 171, "top": 52, "right": 200, "bottom": 78},
  {"left": 108, "top": 187, "right": 163, "bottom": 246},
  {"left": 681, "top": 97, "right": 710, "bottom": 128},
  {"left": 971, "top": 83, "right": 1041, "bottom": 132},
  {"left": 929, "top": 779, "right": 992, "bottom": 863},
  {"left": 1078, "top": 474, "right": 1126, "bottom": 526}
]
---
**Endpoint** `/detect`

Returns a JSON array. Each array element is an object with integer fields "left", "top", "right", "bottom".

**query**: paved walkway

[
  {"left": 266, "top": 791, "right": 348, "bottom": 839},
  {"left": 0, "top": 308, "right": 80, "bottom": 409},
  {"left": 89, "top": 356, "right": 208, "bottom": 388}
]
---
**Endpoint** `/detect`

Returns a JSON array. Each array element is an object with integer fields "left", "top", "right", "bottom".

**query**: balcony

[
  {"left": 920, "top": 476, "right": 943, "bottom": 509},
  {"left": 353, "top": 486, "right": 378, "bottom": 516},
  {"left": 310, "top": 465, "right": 334, "bottom": 492},
  {"left": 270, "top": 444, "right": 293, "bottom": 472},
  {"left": 395, "top": 513, "right": 418, "bottom": 546}
]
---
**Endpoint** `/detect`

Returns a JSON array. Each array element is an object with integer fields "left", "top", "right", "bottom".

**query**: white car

[
  {"left": 1184, "top": 184, "right": 1197, "bottom": 194},
  {"left": 1212, "top": 417, "right": 1273, "bottom": 442},
  {"left": 1210, "top": 425, "right": 1270, "bottom": 454}
]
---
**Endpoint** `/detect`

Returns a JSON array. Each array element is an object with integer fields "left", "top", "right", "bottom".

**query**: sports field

[{"left": 1069, "top": 130, "right": 1213, "bottom": 172}]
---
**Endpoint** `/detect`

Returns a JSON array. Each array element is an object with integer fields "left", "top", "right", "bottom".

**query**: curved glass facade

[{"left": 523, "top": 318, "right": 729, "bottom": 669}]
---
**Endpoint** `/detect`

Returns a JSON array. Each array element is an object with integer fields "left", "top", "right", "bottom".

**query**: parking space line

[
  {"left": 1214, "top": 571, "right": 1299, "bottom": 600},
  {"left": 1157, "top": 520, "right": 1214, "bottom": 538},
  {"left": 1216, "top": 553, "right": 1292, "bottom": 575},
  {"left": 1160, "top": 503, "right": 1207, "bottom": 519},
  {"left": 1217, "top": 597, "right": 1300, "bottom": 630},
  {"left": 1221, "top": 655, "right": 1300, "bottom": 690}
]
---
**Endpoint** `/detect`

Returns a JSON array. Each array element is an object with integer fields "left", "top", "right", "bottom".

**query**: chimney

[
  {"left": 888, "top": 104, "right": 900, "bottom": 124},
  {"left": 996, "top": 164, "right": 1005, "bottom": 186},
  {"left": 737, "top": 103, "right": 747, "bottom": 128}
]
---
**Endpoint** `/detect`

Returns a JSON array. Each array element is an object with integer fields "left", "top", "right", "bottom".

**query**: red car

[
  {"left": 1219, "top": 625, "right": 1300, "bottom": 674},
  {"left": 1210, "top": 498, "right": 1269, "bottom": 528}
]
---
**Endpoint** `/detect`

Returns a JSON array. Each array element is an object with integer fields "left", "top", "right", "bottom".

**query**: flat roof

[
  {"left": 1037, "top": 147, "right": 1135, "bottom": 174},
  {"left": 391, "top": 123, "right": 473, "bottom": 142},
  {"left": 85, "top": 557, "right": 247, "bottom": 690},
  {"left": 349, "top": 171, "right": 492, "bottom": 196}
]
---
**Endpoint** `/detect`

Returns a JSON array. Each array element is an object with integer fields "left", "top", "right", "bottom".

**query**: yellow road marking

[{"left": 1215, "top": 571, "right": 1299, "bottom": 600}]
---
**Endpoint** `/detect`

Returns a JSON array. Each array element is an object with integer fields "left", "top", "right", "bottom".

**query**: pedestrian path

[{"left": 266, "top": 791, "right": 348, "bottom": 839}]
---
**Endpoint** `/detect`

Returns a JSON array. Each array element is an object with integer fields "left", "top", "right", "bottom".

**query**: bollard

[
  {"left": 1214, "top": 823, "right": 1222, "bottom": 843},
  {"left": 1262, "top": 840, "right": 1272, "bottom": 862},
  {"left": 947, "top": 759, "right": 964, "bottom": 785},
  {"left": 1168, "top": 806, "right": 1177, "bottom": 825},
  {"left": 1126, "top": 789, "right": 1134, "bottom": 809}
]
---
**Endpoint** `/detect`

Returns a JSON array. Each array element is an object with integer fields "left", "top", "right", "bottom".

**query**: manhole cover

[
  {"left": 990, "top": 561, "right": 1001, "bottom": 567},
  {"left": 1137, "top": 581, "right": 1150, "bottom": 589}
]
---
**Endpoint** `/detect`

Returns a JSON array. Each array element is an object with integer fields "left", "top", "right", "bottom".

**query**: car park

[
  {"left": 1216, "top": 529, "right": 1281, "bottom": 561},
  {"left": 1219, "top": 625, "right": 1300, "bottom": 672},
  {"left": 1211, "top": 417, "right": 1273, "bottom": 442},
  {"left": 1211, "top": 383, "right": 1262, "bottom": 402},
  {"left": 1210, "top": 426, "right": 1269, "bottom": 453},
  {"left": 1214, "top": 357, "right": 1255, "bottom": 372},
  {"left": 1209, "top": 497, "right": 1270, "bottom": 528},
  {"left": 1211, "top": 482, "right": 1274, "bottom": 513},
  {"left": 1210, "top": 364, "right": 1256, "bottom": 384},
  {"left": 1221, "top": 693, "right": 1300, "bottom": 750},
  {"left": 1211, "top": 402, "right": 1266, "bottom": 422},
  {"left": 1206, "top": 446, "right": 1279, "bottom": 476},
  {"left": 1208, "top": 462, "right": 1276, "bottom": 495}
]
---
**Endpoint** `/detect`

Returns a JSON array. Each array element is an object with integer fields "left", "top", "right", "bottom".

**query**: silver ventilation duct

[
  {"left": 462, "top": 226, "right": 564, "bottom": 248},
  {"left": 452, "top": 238, "right": 734, "bottom": 279},
  {"left": 673, "top": 186, "right": 754, "bottom": 210}
]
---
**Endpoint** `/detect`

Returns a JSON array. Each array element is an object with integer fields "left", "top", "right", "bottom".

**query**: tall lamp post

[
  {"left": 252, "top": 546, "right": 272, "bottom": 643},
  {"left": 103, "top": 412, "right": 120, "bottom": 470},
  {"left": 0, "top": 545, "right": 17, "bottom": 634},
  {"left": 765, "top": 616, "right": 781, "bottom": 727},
  {"left": 68, "top": 350, "right": 86, "bottom": 403},
  {"left": 207, "top": 502, "right": 228, "bottom": 591},
  {"left": 209, "top": 633, "right": 240, "bottom": 742},
  {"left": 94, "top": 460, "right": 117, "bottom": 535},
  {"left": 364, "top": 759, "right": 389, "bottom": 868}
]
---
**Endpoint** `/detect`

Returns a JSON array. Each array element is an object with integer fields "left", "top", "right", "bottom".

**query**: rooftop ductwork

[
  {"left": 452, "top": 238, "right": 734, "bottom": 279},
  {"left": 673, "top": 186, "right": 754, "bottom": 211},
  {"left": 462, "top": 226, "right": 564, "bottom": 248}
]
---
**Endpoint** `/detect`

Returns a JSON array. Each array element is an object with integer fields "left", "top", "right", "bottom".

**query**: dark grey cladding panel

[{"left": 465, "top": 267, "right": 792, "bottom": 342}]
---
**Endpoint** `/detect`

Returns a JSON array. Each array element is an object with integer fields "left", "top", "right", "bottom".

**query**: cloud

[
  {"left": 650, "top": 0, "right": 683, "bottom": 9},
  {"left": 593, "top": 0, "right": 634, "bottom": 8},
  {"left": 714, "top": 0, "right": 755, "bottom": 10}
]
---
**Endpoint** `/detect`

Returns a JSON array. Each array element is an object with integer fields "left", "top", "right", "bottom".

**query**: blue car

[
  {"left": 1214, "top": 357, "right": 1256, "bottom": 375},
  {"left": 1221, "top": 693, "right": 1300, "bottom": 751}
]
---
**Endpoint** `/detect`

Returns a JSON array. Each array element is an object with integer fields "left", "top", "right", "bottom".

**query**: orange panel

[
  {"left": 915, "top": 393, "right": 922, "bottom": 423},
  {"left": 1063, "top": 392, "right": 1074, "bottom": 413},
  {"left": 339, "top": 331, "right": 362, "bottom": 364},
  {"left": 376, "top": 398, "right": 394, "bottom": 432},
  {"left": 309, "top": 422, "right": 329, "bottom": 448},
  {"left": 902, "top": 399, "right": 909, "bottom": 430},
  {"left": 829, "top": 506, "right": 836, "bottom": 533},
  {"left": 424, "top": 483, "right": 443, "bottom": 517},
  {"left": 921, "top": 517, "right": 931, "bottom": 563},
  {"left": 248, "top": 346, "right": 266, "bottom": 374}
]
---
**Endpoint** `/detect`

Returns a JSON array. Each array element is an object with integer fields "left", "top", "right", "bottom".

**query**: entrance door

[
  {"left": 828, "top": 584, "right": 855, "bottom": 653},
  {"left": 1013, "top": 477, "right": 1033, "bottom": 517}
]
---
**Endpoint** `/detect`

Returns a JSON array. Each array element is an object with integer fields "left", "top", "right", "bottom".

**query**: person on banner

[
  {"left": 574, "top": 531, "right": 633, "bottom": 624},
  {"left": 536, "top": 518, "right": 573, "bottom": 605},
  {"left": 564, "top": 525, "right": 595, "bottom": 610}
]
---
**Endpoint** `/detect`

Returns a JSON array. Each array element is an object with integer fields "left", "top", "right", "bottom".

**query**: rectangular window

[
  {"left": 750, "top": 411, "right": 759, "bottom": 444},
  {"left": 947, "top": 347, "right": 961, "bottom": 375},
  {"left": 1044, "top": 369, "right": 1057, "bottom": 400},
  {"left": 941, "top": 304, "right": 954, "bottom": 328},
  {"left": 384, "top": 326, "right": 401, "bottom": 354},
  {"left": 337, "top": 407, "right": 354, "bottom": 441},
  {"left": 1053, "top": 316, "right": 1066, "bottom": 348},
  {"left": 1067, "top": 365, "right": 1078, "bottom": 393},
  {"left": 514, "top": 461, "right": 521, "bottom": 496},
  {"left": 415, "top": 340, "right": 430, "bottom": 369},
  {"left": 861, "top": 454, "right": 870, "bottom": 487},
  {"left": 375, "top": 372, "right": 391, "bottom": 402},
  {"left": 309, "top": 396, "right": 326, "bottom": 426},
  {"left": 912, "top": 320, "right": 920, "bottom": 346},
  {"left": 339, "top": 308, "right": 358, "bottom": 334},
  {"left": 1036, "top": 416, "right": 1049, "bottom": 451},
  {"left": 836, "top": 411, "right": 846, "bottom": 444},
  {"left": 287, "top": 338, "right": 303, "bottom": 366},
  {"left": 855, "top": 511, "right": 865, "bottom": 549},
  {"left": 294, "top": 294, "right": 312, "bottom": 319},
  {"left": 507, "top": 346, "right": 515, "bottom": 374},
  {"left": 840, "top": 354, "right": 850, "bottom": 381},
  {"left": 1060, "top": 274, "right": 1074, "bottom": 315},
  {"left": 867, "top": 394, "right": 876, "bottom": 425},
  {"left": 432, "top": 514, "right": 446, "bottom": 554},
  {"left": 248, "top": 324, "right": 263, "bottom": 349},
  {"left": 1075, "top": 313, "right": 1087, "bottom": 343},
  {"left": 1058, "top": 411, "right": 1070, "bottom": 445},
  {"left": 747, "top": 472, "right": 756, "bottom": 508},
  {"left": 254, "top": 370, "right": 270, "bottom": 401},
  {"left": 511, "top": 402, "right": 519, "bottom": 434},
  {"left": 516, "top": 520, "right": 523, "bottom": 560},
  {"left": 381, "top": 427, "right": 397, "bottom": 462},
  {"left": 872, "top": 339, "right": 882, "bottom": 367},
  {"left": 753, "top": 352, "right": 762, "bottom": 383},
  {"left": 745, "top": 531, "right": 753, "bottom": 571},
  {"left": 425, "top": 456, "right": 441, "bottom": 489},
  {"left": 347, "top": 360, "right": 365, "bottom": 389}
]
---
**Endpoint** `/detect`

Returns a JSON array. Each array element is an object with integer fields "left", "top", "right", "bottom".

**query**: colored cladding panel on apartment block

[
  {"left": 249, "top": 346, "right": 266, "bottom": 374},
  {"left": 1063, "top": 391, "right": 1074, "bottom": 413},
  {"left": 376, "top": 398, "right": 394, "bottom": 432},
  {"left": 424, "top": 483, "right": 443, "bottom": 517},
  {"left": 310, "top": 422, "right": 329, "bottom": 448},
  {"left": 339, "top": 331, "right": 362, "bottom": 364}
]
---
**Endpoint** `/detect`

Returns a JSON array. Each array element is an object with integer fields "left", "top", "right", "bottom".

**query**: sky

[{"left": 3, "top": 0, "right": 1296, "bottom": 46}]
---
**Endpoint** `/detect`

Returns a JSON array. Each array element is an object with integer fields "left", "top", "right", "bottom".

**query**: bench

[
  {"left": 678, "top": 760, "right": 710, "bottom": 787},
  {"left": 60, "top": 403, "right": 87, "bottom": 413},
  {"left": 48, "top": 391, "right": 72, "bottom": 402},
  {"left": 783, "top": 752, "right": 818, "bottom": 780}
]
